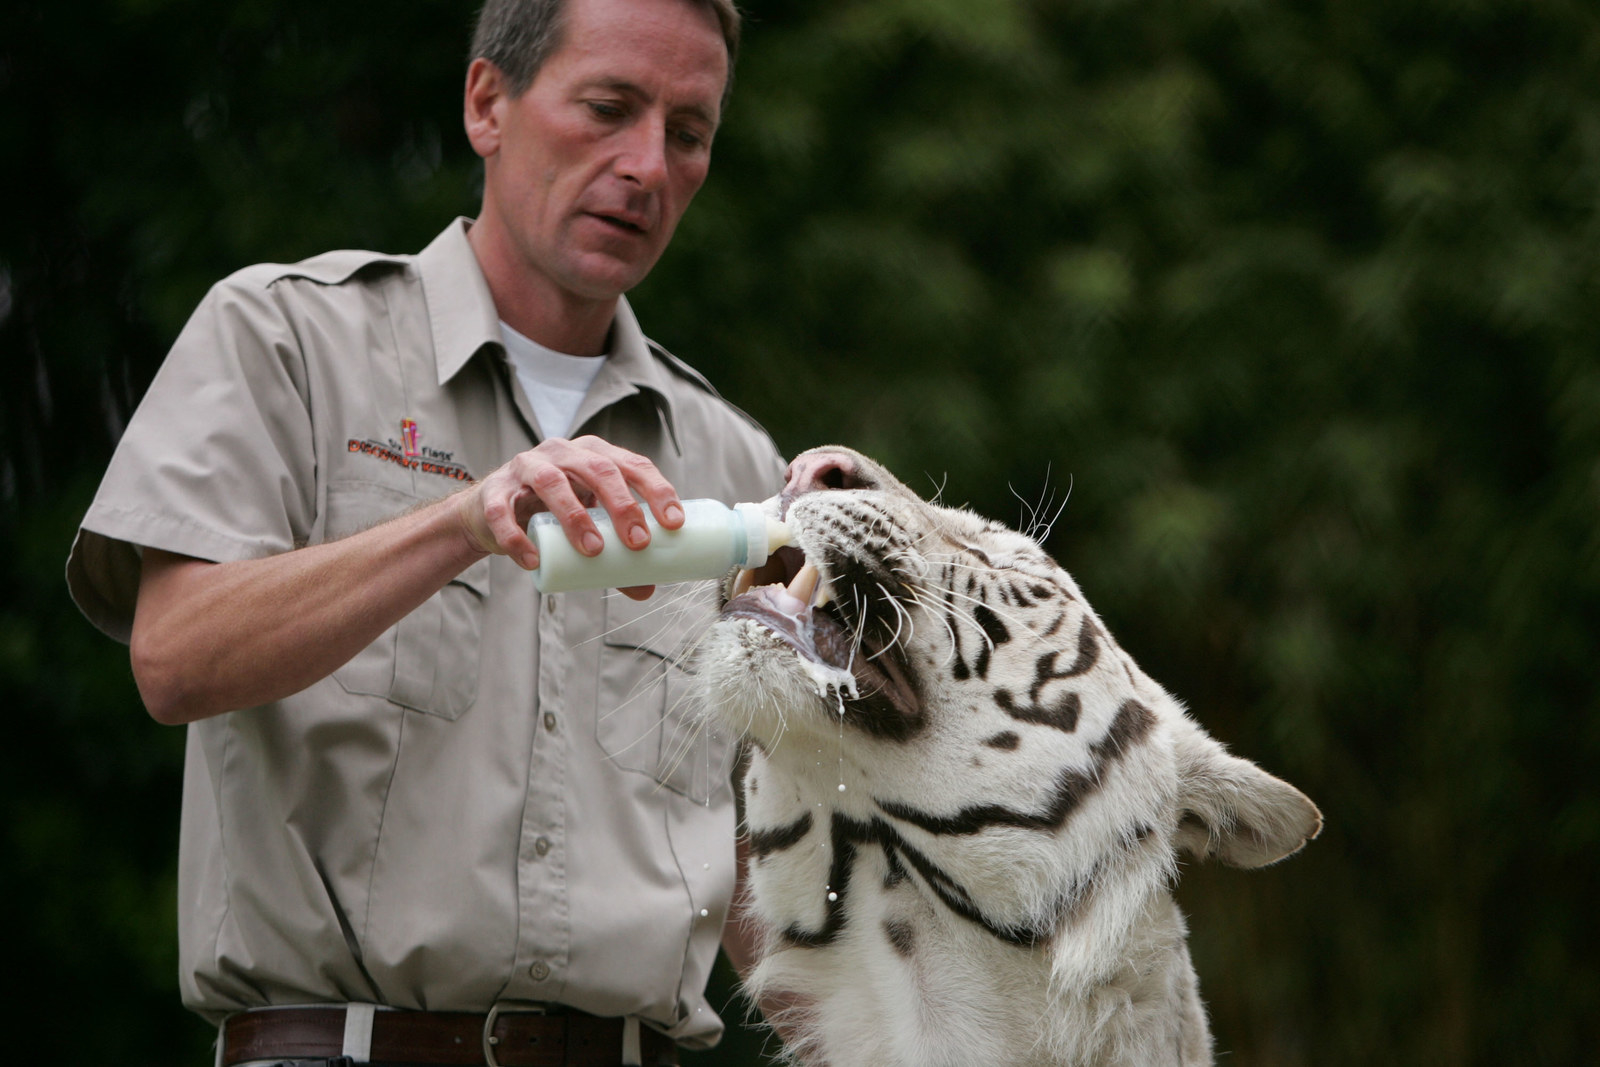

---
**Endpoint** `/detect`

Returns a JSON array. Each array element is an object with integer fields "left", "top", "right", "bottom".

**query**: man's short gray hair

[{"left": 470, "top": 0, "right": 741, "bottom": 106}]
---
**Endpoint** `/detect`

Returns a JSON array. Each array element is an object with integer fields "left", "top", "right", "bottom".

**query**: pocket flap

[{"left": 452, "top": 556, "right": 491, "bottom": 597}]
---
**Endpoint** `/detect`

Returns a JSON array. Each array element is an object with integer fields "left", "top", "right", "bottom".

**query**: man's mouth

[{"left": 590, "top": 211, "right": 648, "bottom": 235}]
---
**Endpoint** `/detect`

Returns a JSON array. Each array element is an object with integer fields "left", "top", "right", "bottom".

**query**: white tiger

[{"left": 696, "top": 446, "right": 1321, "bottom": 1067}]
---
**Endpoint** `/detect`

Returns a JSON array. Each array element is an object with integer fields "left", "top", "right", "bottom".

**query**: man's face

[{"left": 476, "top": 0, "right": 728, "bottom": 307}]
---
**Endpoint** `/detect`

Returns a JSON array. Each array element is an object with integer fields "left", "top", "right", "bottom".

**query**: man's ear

[
  {"left": 464, "top": 57, "right": 507, "bottom": 160},
  {"left": 1172, "top": 715, "right": 1322, "bottom": 868}
]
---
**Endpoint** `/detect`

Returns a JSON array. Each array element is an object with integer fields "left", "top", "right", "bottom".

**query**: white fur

[{"left": 698, "top": 448, "right": 1321, "bottom": 1067}]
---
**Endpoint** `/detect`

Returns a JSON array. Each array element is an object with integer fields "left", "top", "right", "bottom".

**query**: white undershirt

[{"left": 499, "top": 320, "right": 608, "bottom": 440}]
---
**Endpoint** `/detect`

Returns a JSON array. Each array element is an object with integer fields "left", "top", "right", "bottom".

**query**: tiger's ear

[{"left": 1172, "top": 717, "right": 1322, "bottom": 868}]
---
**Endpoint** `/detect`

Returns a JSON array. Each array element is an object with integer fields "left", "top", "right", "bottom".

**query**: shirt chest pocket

[
  {"left": 322, "top": 481, "right": 490, "bottom": 721},
  {"left": 596, "top": 588, "right": 731, "bottom": 804}
]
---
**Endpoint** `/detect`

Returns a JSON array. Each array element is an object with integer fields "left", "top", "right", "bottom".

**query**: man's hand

[{"left": 455, "top": 436, "right": 686, "bottom": 600}]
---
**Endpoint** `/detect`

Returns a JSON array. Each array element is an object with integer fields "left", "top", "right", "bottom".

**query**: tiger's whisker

[{"left": 866, "top": 581, "right": 912, "bottom": 662}]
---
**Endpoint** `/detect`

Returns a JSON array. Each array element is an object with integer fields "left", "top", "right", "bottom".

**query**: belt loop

[
  {"left": 342, "top": 1003, "right": 376, "bottom": 1063},
  {"left": 621, "top": 1016, "right": 642, "bottom": 1066}
]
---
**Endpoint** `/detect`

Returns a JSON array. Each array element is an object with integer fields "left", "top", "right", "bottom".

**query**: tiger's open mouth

[{"left": 722, "top": 541, "right": 923, "bottom": 736}]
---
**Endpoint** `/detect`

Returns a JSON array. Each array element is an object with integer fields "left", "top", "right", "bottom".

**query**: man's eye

[
  {"left": 673, "top": 127, "right": 709, "bottom": 149},
  {"left": 587, "top": 101, "right": 625, "bottom": 120}
]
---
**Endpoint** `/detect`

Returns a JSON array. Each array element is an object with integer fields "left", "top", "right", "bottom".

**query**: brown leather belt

[{"left": 220, "top": 1006, "right": 679, "bottom": 1067}]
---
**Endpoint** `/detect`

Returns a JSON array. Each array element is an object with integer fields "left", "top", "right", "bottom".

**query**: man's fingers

[
  {"left": 569, "top": 435, "right": 683, "bottom": 537},
  {"left": 526, "top": 461, "right": 607, "bottom": 556},
  {"left": 562, "top": 439, "right": 652, "bottom": 549},
  {"left": 475, "top": 481, "right": 541, "bottom": 570},
  {"left": 468, "top": 456, "right": 592, "bottom": 569},
  {"left": 470, "top": 438, "right": 683, "bottom": 573},
  {"left": 455, "top": 481, "right": 542, "bottom": 569}
]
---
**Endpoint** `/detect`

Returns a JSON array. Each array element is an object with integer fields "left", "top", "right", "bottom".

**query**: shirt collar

[
  {"left": 417, "top": 218, "right": 682, "bottom": 448},
  {"left": 418, "top": 218, "right": 503, "bottom": 386}
]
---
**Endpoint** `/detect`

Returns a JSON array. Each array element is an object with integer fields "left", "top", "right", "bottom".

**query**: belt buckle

[{"left": 482, "top": 1002, "right": 549, "bottom": 1067}]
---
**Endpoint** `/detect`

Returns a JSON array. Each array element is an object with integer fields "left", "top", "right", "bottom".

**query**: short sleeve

[{"left": 66, "top": 268, "right": 318, "bottom": 643}]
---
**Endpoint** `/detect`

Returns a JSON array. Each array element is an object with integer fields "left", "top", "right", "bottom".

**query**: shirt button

[
  {"left": 545, "top": 596, "right": 558, "bottom": 616},
  {"left": 534, "top": 835, "right": 551, "bottom": 857},
  {"left": 543, "top": 712, "right": 557, "bottom": 732},
  {"left": 529, "top": 960, "right": 551, "bottom": 981}
]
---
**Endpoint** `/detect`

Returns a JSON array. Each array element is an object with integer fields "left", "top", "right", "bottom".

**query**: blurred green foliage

[{"left": 4, "top": 0, "right": 1599, "bottom": 1062}]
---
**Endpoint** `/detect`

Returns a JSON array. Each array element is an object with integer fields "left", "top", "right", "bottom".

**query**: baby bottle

[{"left": 528, "top": 499, "right": 790, "bottom": 594}]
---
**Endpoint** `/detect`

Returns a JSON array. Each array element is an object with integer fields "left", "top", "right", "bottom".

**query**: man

[{"left": 65, "top": 0, "right": 782, "bottom": 1063}]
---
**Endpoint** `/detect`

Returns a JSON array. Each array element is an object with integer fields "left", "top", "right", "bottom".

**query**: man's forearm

[
  {"left": 131, "top": 490, "right": 488, "bottom": 725},
  {"left": 129, "top": 436, "right": 690, "bottom": 725}
]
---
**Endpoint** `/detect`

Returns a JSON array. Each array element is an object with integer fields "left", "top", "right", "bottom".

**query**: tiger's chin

[{"left": 696, "top": 614, "right": 847, "bottom": 751}]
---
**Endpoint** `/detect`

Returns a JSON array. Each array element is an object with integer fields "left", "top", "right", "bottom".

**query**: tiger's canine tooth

[
  {"left": 813, "top": 578, "right": 835, "bottom": 608},
  {"left": 732, "top": 568, "right": 755, "bottom": 598},
  {"left": 786, "top": 562, "right": 820, "bottom": 605}
]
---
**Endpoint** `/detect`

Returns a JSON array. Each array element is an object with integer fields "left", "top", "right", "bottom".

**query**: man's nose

[{"left": 615, "top": 116, "right": 669, "bottom": 191}]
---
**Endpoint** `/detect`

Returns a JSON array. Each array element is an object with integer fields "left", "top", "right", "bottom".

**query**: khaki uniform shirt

[{"left": 66, "top": 219, "right": 786, "bottom": 1047}]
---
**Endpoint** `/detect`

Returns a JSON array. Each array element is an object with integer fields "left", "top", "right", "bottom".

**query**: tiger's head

[{"left": 698, "top": 446, "right": 1321, "bottom": 1066}]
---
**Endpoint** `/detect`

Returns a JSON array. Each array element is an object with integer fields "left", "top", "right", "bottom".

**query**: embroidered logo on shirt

[
  {"left": 347, "top": 436, "right": 474, "bottom": 481},
  {"left": 401, "top": 418, "right": 421, "bottom": 457}
]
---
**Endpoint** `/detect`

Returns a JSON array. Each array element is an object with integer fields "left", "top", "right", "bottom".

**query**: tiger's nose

[{"left": 780, "top": 448, "right": 865, "bottom": 515}]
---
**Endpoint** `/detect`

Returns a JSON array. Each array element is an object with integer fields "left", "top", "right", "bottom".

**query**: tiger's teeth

[
  {"left": 813, "top": 579, "right": 835, "bottom": 608},
  {"left": 787, "top": 562, "right": 820, "bottom": 605},
  {"left": 731, "top": 568, "right": 755, "bottom": 598}
]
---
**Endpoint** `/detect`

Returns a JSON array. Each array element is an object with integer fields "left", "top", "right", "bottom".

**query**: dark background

[{"left": 4, "top": 0, "right": 1598, "bottom": 1062}]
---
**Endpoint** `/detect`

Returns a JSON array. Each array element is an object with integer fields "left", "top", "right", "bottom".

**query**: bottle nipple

[{"left": 766, "top": 516, "right": 792, "bottom": 551}]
